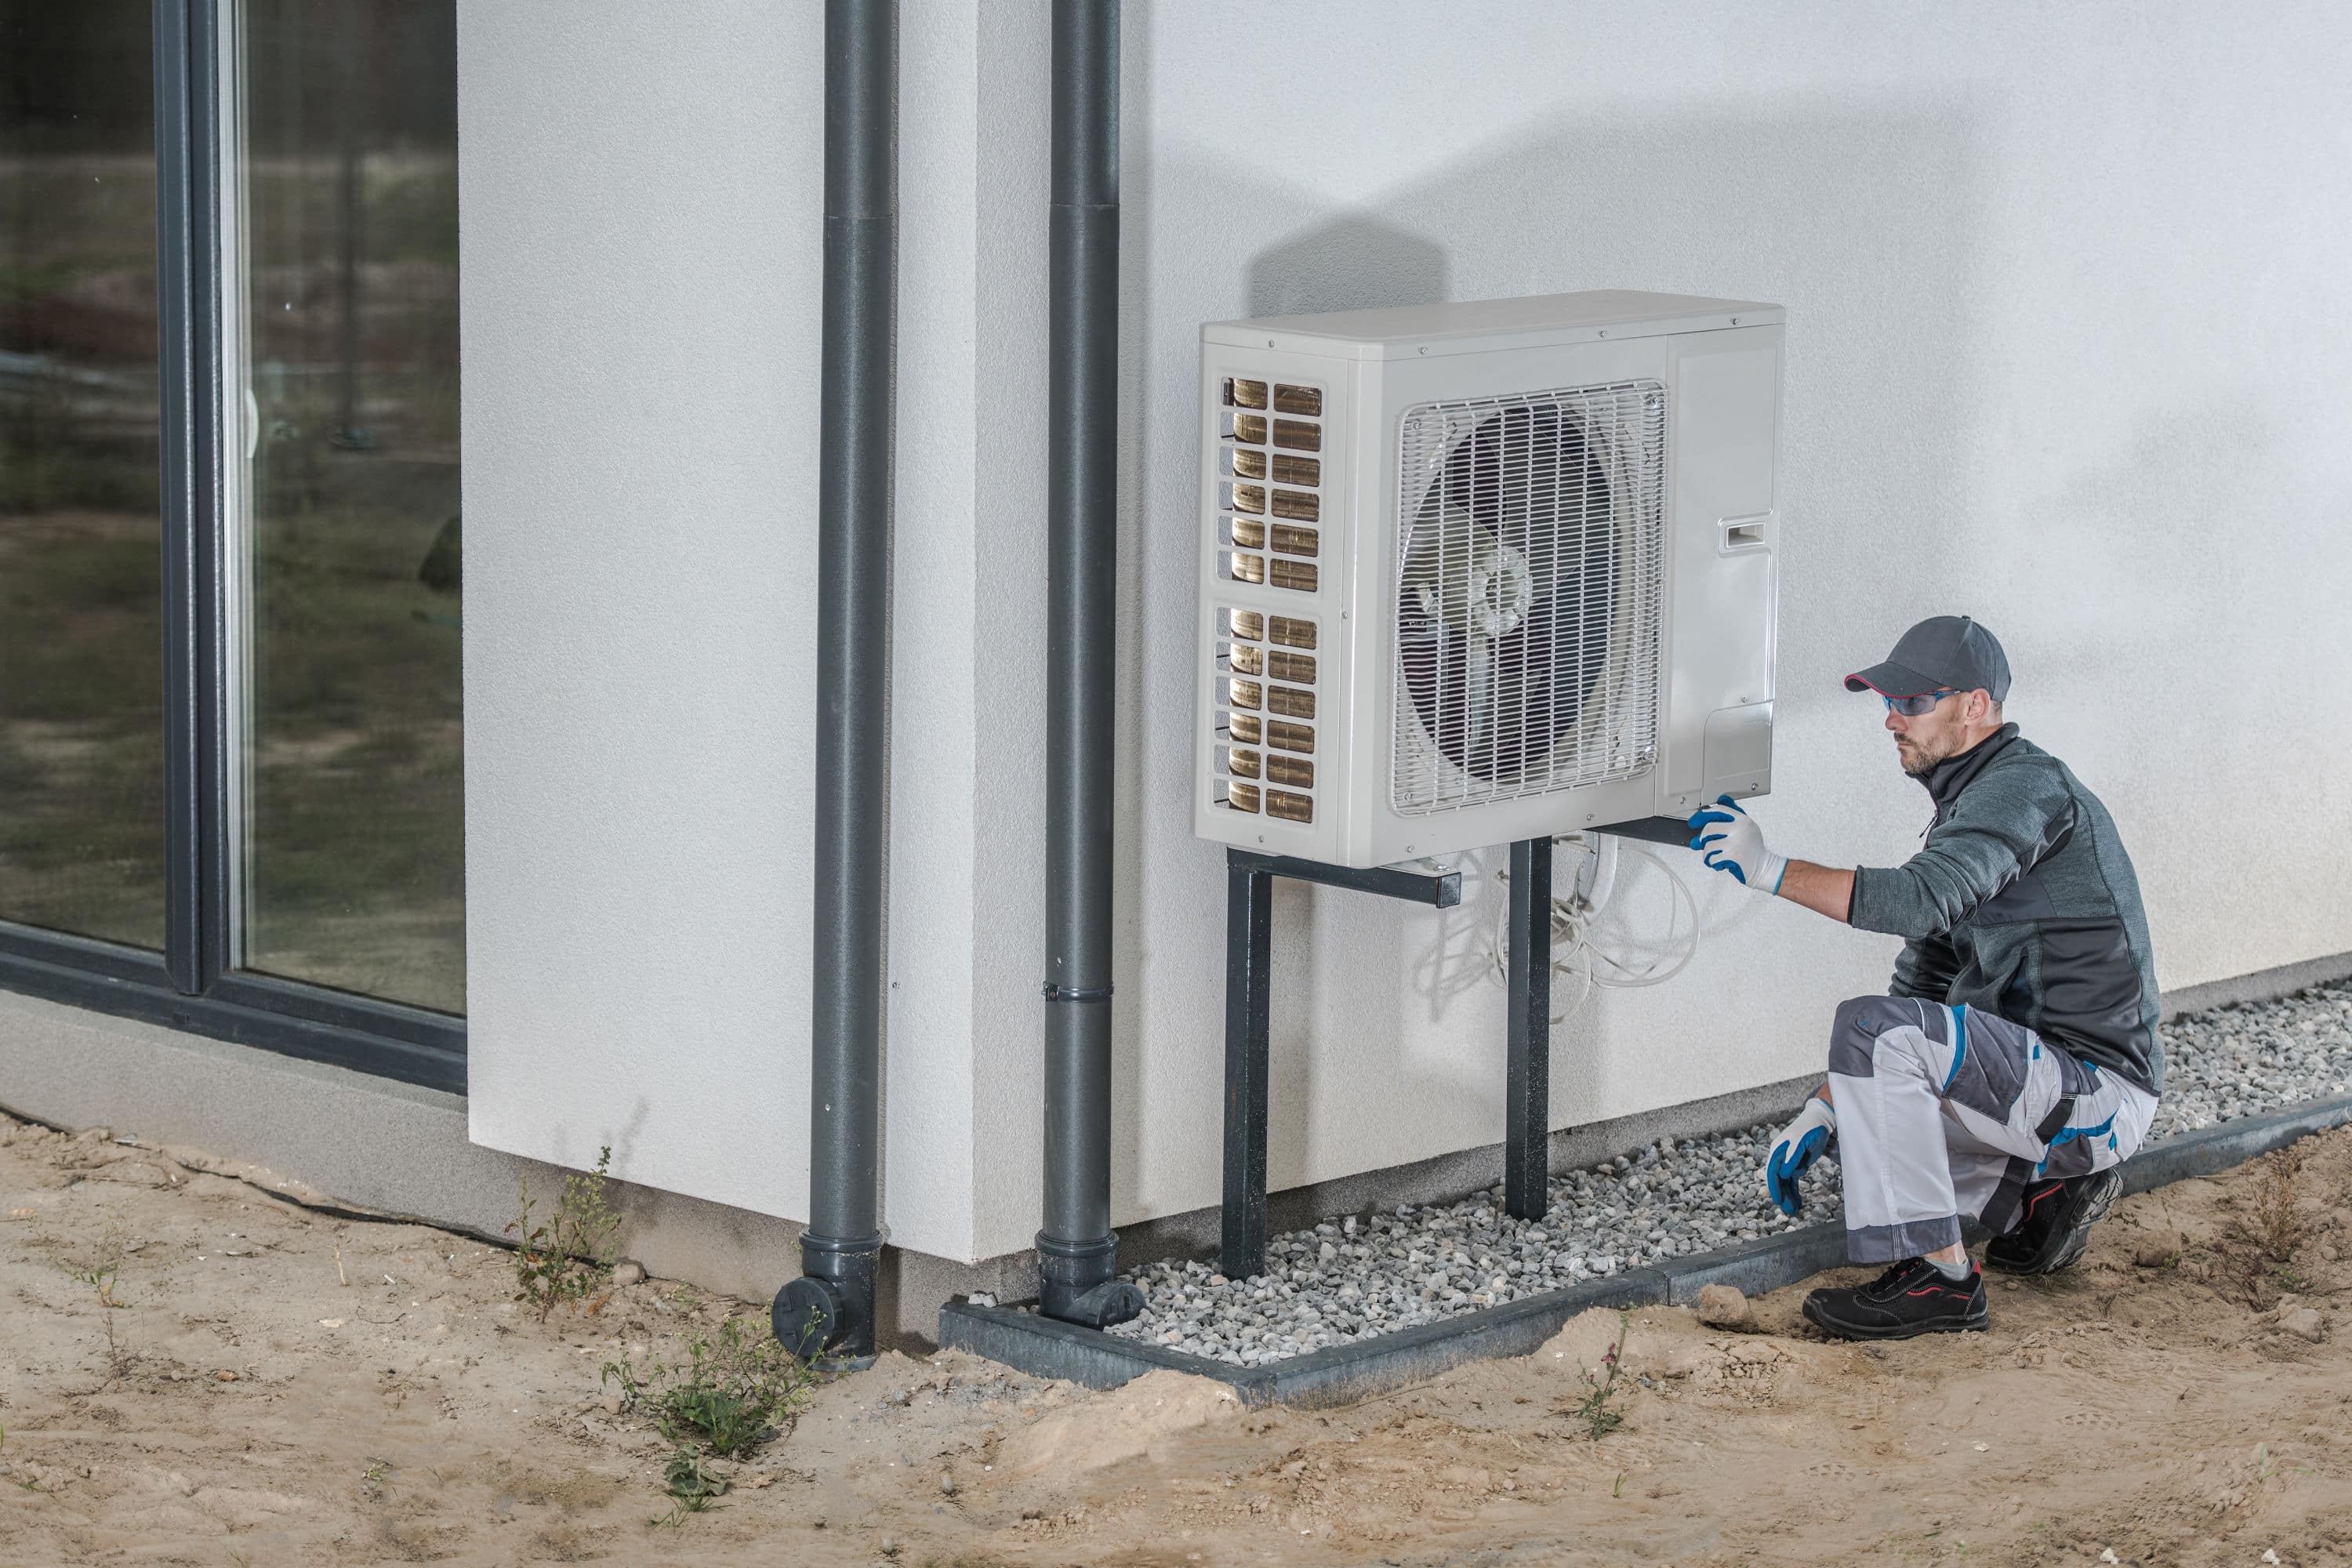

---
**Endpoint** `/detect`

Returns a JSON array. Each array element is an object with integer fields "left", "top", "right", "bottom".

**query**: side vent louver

[
  {"left": 1218, "top": 379, "right": 1322, "bottom": 597},
  {"left": 1212, "top": 377, "right": 1325, "bottom": 827},
  {"left": 1212, "top": 606, "right": 1319, "bottom": 825}
]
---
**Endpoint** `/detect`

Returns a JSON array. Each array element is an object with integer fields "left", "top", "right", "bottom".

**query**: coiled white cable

[{"left": 1489, "top": 832, "right": 1702, "bottom": 1024}]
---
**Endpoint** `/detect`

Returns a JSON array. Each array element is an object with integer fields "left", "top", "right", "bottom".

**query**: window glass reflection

[
  {"left": 0, "top": 2, "right": 167, "bottom": 950},
  {"left": 233, "top": 1, "right": 463, "bottom": 1011}
]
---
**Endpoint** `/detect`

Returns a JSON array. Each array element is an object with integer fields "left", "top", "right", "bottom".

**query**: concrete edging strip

[
  {"left": 940, "top": 1269, "right": 1667, "bottom": 1410},
  {"left": 937, "top": 1090, "right": 2352, "bottom": 1406}
]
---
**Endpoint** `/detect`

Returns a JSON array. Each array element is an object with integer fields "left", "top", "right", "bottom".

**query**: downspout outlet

[
  {"left": 775, "top": 1232, "right": 880, "bottom": 1359},
  {"left": 1037, "top": 1234, "right": 1145, "bottom": 1327}
]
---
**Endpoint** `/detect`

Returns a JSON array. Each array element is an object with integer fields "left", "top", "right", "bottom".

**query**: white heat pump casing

[{"left": 1191, "top": 291, "right": 1782, "bottom": 869}]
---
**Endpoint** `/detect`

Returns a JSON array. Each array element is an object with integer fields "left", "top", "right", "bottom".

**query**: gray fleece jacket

[{"left": 1847, "top": 724, "right": 2164, "bottom": 1095}]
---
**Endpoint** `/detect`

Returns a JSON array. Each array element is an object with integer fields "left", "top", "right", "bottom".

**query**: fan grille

[{"left": 1390, "top": 380, "right": 1664, "bottom": 815}]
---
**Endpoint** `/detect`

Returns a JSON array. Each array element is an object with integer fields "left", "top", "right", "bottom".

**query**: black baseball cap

[{"left": 1844, "top": 615, "right": 2011, "bottom": 702}]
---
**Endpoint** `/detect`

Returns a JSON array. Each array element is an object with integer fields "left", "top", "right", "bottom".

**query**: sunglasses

[{"left": 1880, "top": 688, "right": 1957, "bottom": 717}]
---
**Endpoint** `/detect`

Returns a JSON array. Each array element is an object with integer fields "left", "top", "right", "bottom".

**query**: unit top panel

[{"left": 1203, "top": 290, "right": 1783, "bottom": 362}]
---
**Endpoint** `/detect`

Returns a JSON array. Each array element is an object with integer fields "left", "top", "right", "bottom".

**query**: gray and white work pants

[{"left": 1827, "top": 996, "right": 2160, "bottom": 1265}]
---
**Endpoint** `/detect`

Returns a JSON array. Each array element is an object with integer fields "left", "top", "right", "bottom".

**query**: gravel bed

[
  {"left": 2146, "top": 980, "right": 2352, "bottom": 1135},
  {"left": 1104, "top": 979, "right": 2352, "bottom": 1367}
]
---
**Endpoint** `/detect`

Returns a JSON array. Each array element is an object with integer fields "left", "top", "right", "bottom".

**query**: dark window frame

[{"left": 0, "top": 0, "right": 466, "bottom": 1096}]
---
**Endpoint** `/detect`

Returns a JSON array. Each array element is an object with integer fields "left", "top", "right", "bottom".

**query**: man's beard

[{"left": 1899, "top": 735, "right": 1951, "bottom": 777}]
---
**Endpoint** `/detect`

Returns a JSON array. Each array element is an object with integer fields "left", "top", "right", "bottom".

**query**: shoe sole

[
  {"left": 1800, "top": 1294, "right": 1989, "bottom": 1341},
  {"left": 1985, "top": 1168, "right": 2125, "bottom": 1277}
]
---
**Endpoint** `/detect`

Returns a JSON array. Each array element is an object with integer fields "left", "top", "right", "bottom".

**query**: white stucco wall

[
  {"left": 970, "top": 0, "right": 2352, "bottom": 1256},
  {"left": 463, "top": 2, "right": 2352, "bottom": 1265},
  {"left": 459, "top": 0, "right": 998, "bottom": 1258},
  {"left": 458, "top": 2, "right": 826, "bottom": 1223}
]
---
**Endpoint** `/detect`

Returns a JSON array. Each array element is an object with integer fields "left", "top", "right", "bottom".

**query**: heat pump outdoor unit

[{"left": 1192, "top": 290, "right": 1782, "bottom": 868}]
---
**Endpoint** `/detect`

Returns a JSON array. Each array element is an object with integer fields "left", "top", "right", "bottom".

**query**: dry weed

[
  {"left": 53, "top": 1221, "right": 143, "bottom": 1385},
  {"left": 2219, "top": 1148, "right": 2310, "bottom": 1308},
  {"left": 492, "top": 1462, "right": 625, "bottom": 1514}
]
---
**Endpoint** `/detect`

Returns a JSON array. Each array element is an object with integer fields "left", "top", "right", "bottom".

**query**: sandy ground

[{"left": 2, "top": 1110, "right": 2348, "bottom": 1567}]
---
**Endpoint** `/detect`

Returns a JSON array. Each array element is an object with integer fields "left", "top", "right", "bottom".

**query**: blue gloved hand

[
  {"left": 1686, "top": 793, "right": 1788, "bottom": 894},
  {"left": 1765, "top": 1096, "right": 1837, "bottom": 1218}
]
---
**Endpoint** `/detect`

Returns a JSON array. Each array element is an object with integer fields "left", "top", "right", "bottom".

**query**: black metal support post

[
  {"left": 1037, "top": 0, "right": 1141, "bottom": 1330},
  {"left": 1218, "top": 850, "right": 1462, "bottom": 1281},
  {"left": 1504, "top": 838, "right": 1552, "bottom": 1221},
  {"left": 775, "top": 0, "right": 897, "bottom": 1363},
  {"left": 1221, "top": 861, "right": 1275, "bottom": 1277}
]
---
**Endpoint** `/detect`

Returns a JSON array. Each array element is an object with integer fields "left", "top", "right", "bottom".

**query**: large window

[
  {"left": 228, "top": 2, "right": 463, "bottom": 1013},
  {"left": 0, "top": 2, "right": 168, "bottom": 950},
  {"left": 0, "top": 0, "right": 463, "bottom": 1087}
]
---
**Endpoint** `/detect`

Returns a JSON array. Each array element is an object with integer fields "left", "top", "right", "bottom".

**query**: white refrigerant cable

[{"left": 1488, "top": 830, "right": 1703, "bottom": 1025}]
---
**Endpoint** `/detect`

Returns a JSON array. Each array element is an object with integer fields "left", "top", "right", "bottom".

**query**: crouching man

[{"left": 1685, "top": 615, "right": 2163, "bottom": 1339}]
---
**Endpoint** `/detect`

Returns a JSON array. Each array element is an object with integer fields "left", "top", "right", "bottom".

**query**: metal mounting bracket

[{"left": 1220, "top": 842, "right": 1551, "bottom": 1282}]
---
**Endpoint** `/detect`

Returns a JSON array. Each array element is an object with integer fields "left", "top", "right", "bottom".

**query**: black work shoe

[
  {"left": 1984, "top": 1167, "right": 2124, "bottom": 1276},
  {"left": 1801, "top": 1258, "right": 1989, "bottom": 1341}
]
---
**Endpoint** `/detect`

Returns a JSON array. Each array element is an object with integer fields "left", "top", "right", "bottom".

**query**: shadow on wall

[
  {"left": 1250, "top": 215, "right": 1453, "bottom": 1190},
  {"left": 1116, "top": 95, "right": 1986, "bottom": 1209},
  {"left": 1248, "top": 214, "right": 1449, "bottom": 320}
]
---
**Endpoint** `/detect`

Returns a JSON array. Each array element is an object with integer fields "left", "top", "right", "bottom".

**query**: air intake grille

[
  {"left": 1210, "top": 374, "right": 1326, "bottom": 828},
  {"left": 1214, "top": 378, "right": 1323, "bottom": 597},
  {"left": 1210, "top": 606, "right": 1319, "bottom": 824},
  {"left": 1390, "top": 380, "right": 1664, "bottom": 815}
]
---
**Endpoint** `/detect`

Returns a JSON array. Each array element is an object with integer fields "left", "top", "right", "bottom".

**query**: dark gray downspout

[
  {"left": 1036, "top": 0, "right": 1144, "bottom": 1330},
  {"left": 774, "top": 0, "right": 897, "bottom": 1362}
]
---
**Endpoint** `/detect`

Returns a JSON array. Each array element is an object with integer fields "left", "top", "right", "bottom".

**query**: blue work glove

[
  {"left": 1765, "top": 1097, "right": 1837, "bottom": 1217},
  {"left": 1686, "top": 794, "right": 1788, "bottom": 894}
]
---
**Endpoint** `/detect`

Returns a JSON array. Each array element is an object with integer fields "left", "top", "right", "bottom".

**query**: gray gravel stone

[
  {"left": 2146, "top": 981, "right": 2352, "bottom": 1138},
  {"left": 1107, "top": 979, "right": 2352, "bottom": 1367}
]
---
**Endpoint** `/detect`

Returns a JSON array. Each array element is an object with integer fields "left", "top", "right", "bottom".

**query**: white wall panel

[
  {"left": 958, "top": 0, "right": 2352, "bottom": 1256},
  {"left": 459, "top": 2, "right": 2352, "bottom": 1264},
  {"left": 459, "top": 1, "right": 826, "bottom": 1221},
  {"left": 463, "top": 0, "right": 1014, "bottom": 1261}
]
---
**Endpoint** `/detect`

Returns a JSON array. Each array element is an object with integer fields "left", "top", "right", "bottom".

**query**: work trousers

[{"left": 1826, "top": 995, "right": 2160, "bottom": 1265}]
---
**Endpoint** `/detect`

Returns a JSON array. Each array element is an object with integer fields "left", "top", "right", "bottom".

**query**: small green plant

[
  {"left": 63, "top": 1225, "right": 140, "bottom": 1383},
  {"left": 507, "top": 1146, "right": 623, "bottom": 1321},
  {"left": 66, "top": 1221, "right": 129, "bottom": 1308},
  {"left": 649, "top": 1446, "right": 730, "bottom": 1526},
  {"left": 602, "top": 1315, "right": 816, "bottom": 1460},
  {"left": 1564, "top": 1313, "right": 1632, "bottom": 1440},
  {"left": 76, "top": 1260, "right": 119, "bottom": 1307}
]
